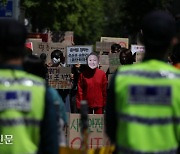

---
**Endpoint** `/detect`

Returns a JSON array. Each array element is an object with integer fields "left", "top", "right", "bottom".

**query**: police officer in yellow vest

[
  {"left": 106, "top": 11, "right": 180, "bottom": 154},
  {"left": 0, "top": 19, "right": 58, "bottom": 153}
]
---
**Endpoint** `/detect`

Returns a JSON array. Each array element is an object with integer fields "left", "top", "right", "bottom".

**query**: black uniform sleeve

[
  {"left": 38, "top": 87, "right": 59, "bottom": 154},
  {"left": 105, "top": 72, "right": 117, "bottom": 144}
]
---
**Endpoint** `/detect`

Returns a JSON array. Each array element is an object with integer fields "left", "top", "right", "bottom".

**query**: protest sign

[
  {"left": 67, "top": 45, "right": 93, "bottom": 64},
  {"left": 136, "top": 51, "right": 145, "bottom": 63},
  {"left": 99, "top": 55, "right": 109, "bottom": 73},
  {"left": 32, "top": 42, "right": 66, "bottom": 64},
  {"left": 47, "top": 67, "right": 72, "bottom": 89},
  {"left": 131, "top": 45, "right": 145, "bottom": 63},
  {"left": 27, "top": 38, "right": 42, "bottom": 45},
  {"left": 131, "top": 45, "right": 145, "bottom": 54},
  {"left": 108, "top": 53, "right": 120, "bottom": 73},
  {"left": 68, "top": 114, "right": 110, "bottom": 149},
  {"left": 28, "top": 31, "right": 74, "bottom": 44},
  {"left": 51, "top": 31, "right": 74, "bottom": 44},
  {"left": 100, "top": 37, "right": 129, "bottom": 48},
  {"left": 96, "top": 42, "right": 114, "bottom": 54}
]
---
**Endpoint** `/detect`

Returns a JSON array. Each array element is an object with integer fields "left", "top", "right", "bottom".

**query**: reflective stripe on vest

[
  {"left": 117, "top": 145, "right": 178, "bottom": 154},
  {"left": 0, "top": 118, "right": 41, "bottom": 126},
  {"left": 0, "top": 77, "right": 44, "bottom": 86},
  {"left": 115, "top": 61, "right": 180, "bottom": 153},
  {"left": 118, "top": 113, "right": 180, "bottom": 125},
  {"left": 117, "top": 70, "right": 180, "bottom": 79}
]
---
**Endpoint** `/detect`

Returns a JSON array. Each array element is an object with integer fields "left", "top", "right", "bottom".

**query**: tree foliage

[
  {"left": 21, "top": 0, "right": 104, "bottom": 44},
  {"left": 21, "top": 0, "right": 173, "bottom": 44}
]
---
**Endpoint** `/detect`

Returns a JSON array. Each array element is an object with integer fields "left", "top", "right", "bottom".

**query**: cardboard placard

[
  {"left": 108, "top": 53, "right": 120, "bottom": 73},
  {"left": 96, "top": 42, "right": 114, "bottom": 53},
  {"left": 32, "top": 42, "right": 66, "bottom": 64},
  {"left": 136, "top": 51, "right": 145, "bottom": 63},
  {"left": 51, "top": 31, "right": 74, "bottom": 44},
  {"left": 99, "top": 65, "right": 109, "bottom": 73},
  {"left": 99, "top": 55, "right": 109, "bottom": 73},
  {"left": 101, "top": 37, "right": 129, "bottom": 48},
  {"left": 28, "top": 31, "right": 74, "bottom": 44},
  {"left": 131, "top": 45, "right": 145, "bottom": 55},
  {"left": 47, "top": 67, "right": 72, "bottom": 89},
  {"left": 67, "top": 45, "right": 93, "bottom": 64},
  {"left": 99, "top": 55, "right": 109, "bottom": 65},
  {"left": 27, "top": 38, "right": 42, "bottom": 44},
  {"left": 68, "top": 114, "right": 110, "bottom": 149}
]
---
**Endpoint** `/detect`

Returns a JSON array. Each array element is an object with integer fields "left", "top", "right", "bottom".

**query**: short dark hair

[
  {"left": 50, "top": 49, "right": 63, "bottom": 59},
  {"left": 0, "top": 19, "right": 27, "bottom": 61},
  {"left": 111, "top": 43, "right": 121, "bottom": 53},
  {"left": 119, "top": 48, "right": 133, "bottom": 65},
  {"left": 23, "top": 55, "right": 47, "bottom": 79}
]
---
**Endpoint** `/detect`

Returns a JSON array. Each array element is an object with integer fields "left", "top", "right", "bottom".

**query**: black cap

[{"left": 142, "top": 11, "right": 176, "bottom": 45}]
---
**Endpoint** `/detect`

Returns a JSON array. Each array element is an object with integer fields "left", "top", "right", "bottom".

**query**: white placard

[
  {"left": 67, "top": 45, "right": 93, "bottom": 64},
  {"left": 131, "top": 45, "right": 145, "bottom": 54}
]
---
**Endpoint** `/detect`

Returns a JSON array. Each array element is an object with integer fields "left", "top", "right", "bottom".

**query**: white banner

[{"left": 67, "top": 45, "right": 93, "bottom": 64}]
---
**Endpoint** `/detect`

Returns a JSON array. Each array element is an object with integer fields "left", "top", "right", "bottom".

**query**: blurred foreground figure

[
  {"left": 0, "top": 19, "right": 58, "bottom": 154},
  {"left": 23, "top": 55, "right": 67, "bottom": 146},
  {"left": 170, "top": 43, "right": 180, "bottom": 69},
  {"left": 106, "top": 11, "right": 180, "bottom": 154}
]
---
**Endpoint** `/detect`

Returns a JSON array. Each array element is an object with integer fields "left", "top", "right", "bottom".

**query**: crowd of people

[{"left": 1, "top": 10, "right": 180, "bottom": 154}]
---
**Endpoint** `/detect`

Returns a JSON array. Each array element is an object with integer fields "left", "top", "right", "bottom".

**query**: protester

[
  {"left": 23, "top": 54, "right": 67, "bottom": 146},
  {"left": 119, "top": 48, "right": 134, "bottom": 65},
  {"left": 70, "top": 64, "right": 85, "bottom": 113},
  {"left": 76, "top": 52, "right": 107, "bottom": 114},
  {"left": 40, "top": 53, "right": 47, "bottom": 64},
  {"left": 111, "top": 43, "right": 121, "bottom": 53},
  {"left": 0, "top": 19, "right": 58, "bottom": 153},
  {"left": 49, "top": 49, "right": 65, "bottom": 67},
  {"left": 48, "top": 49, "right": 71, "bottom": 112},
  {"left": 106, "top": 11, "right": 180, "bottom": 153}
]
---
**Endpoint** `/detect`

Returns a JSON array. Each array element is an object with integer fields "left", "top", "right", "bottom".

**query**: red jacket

[{"left": 76, "top": 68, "right": 107, "bottom": 109}]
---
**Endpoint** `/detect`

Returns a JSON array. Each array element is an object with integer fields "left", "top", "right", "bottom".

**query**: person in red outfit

[{"left": 76, "top": 52, "right": 107, "bottom": 114}]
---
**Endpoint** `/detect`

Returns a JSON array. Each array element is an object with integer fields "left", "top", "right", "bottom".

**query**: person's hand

[
  {"left": 47, "top": 62, "right": 53, "bottom": 67},
  {"left": 70, "top": 73, "right": 74, "bottom": 80},
  {"left": 75, "top": 63, "right": 81, "bottom": 68}
]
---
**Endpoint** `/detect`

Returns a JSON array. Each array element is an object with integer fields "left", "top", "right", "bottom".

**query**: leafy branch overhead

[{"left": 21, "top": 0, "right": 172, "bottom": 44}]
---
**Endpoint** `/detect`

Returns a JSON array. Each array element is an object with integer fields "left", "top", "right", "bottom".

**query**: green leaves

[
  {"left": 21, "top": 0, "right": 172, "bottom": 44},
  {"left": 21, "top": 0, "right": 104, "bottom": 44}
]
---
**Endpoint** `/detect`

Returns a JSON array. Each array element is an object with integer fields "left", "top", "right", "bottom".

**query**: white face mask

[
  {"left": 52, "top": 57, "right": 60, "bottom": 64},
  {"left": 87, "top": 55, "right": 99, "bottom": 69}
]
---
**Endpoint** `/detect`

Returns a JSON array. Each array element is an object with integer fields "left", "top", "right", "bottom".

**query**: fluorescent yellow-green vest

[
  {"left": 0, "top": 69, "right": 45, "bottom": 154},
  {"left": 115, "top": 60, "right": 180, "bottom": 154}
]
